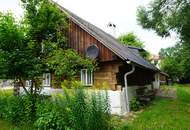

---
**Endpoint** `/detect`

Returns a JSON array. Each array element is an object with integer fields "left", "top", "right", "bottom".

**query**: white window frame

[
  {"left": 26, "top": 80, "right": 32, "bottom": 87},
  {"left": 43, "top": 73, "right": 51, "bottom": 87},
  {"left": 80, "top": 69, "right": 93, "bottom": 86}
]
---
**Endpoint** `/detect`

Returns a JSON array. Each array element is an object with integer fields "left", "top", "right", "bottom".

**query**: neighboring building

[
  {"left": 150, "top": 54, "right": 160, "bottom": 68},
  {"left": 24, "top": 2, "right": 161, "bottom": 115},
  {"left": 149, "top": 54, "right": 169, "bottom": 84},
  {"left": 160, "top": 72, "right": 169, "bottom": 85}
]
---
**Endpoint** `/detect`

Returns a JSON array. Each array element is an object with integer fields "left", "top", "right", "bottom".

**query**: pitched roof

[
  {"left": 127, "top": 46, "right": 145, "bottom": 52},
  {"left": 160, "top": 72, "right": 169, "bottom": 77},
  {"left": 53, "top": 2, "right": 159, "bottom": 71}
]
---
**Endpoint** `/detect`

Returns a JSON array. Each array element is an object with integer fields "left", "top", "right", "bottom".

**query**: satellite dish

[{"left": 86, "top": 44, "right": 99, "bottom": 59}]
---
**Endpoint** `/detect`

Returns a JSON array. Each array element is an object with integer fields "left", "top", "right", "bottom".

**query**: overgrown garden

[{"left": 0, "top": 86, "right": 113, "bottom": 130}]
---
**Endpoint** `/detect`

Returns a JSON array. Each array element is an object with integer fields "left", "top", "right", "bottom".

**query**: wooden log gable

[{"left": 68, "top": 19, "right": 116, "bottom": 62}]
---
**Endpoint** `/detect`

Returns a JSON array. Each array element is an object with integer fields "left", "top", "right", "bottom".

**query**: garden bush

[
  {"left": 0, "top": 91, "right": 37, "bottom": 125},
  {"left": 130, "top": 98, "right": 141, "bottom": 111},
  {"left": 34, "top": 89, "right": 111, "bottom": 130},
  {"left": 0, "top": 91, "right": 23, "bottom": 124},
  {"left": 0, "top": 88, "right": 112, "bottom": 130}
]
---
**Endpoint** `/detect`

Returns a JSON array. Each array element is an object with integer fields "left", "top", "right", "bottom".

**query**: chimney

[{"left": 107, "top": 22, "right": 116, "bottom": 37}]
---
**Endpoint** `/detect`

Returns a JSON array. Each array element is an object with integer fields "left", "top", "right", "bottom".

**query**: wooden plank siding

[
  {"left": 67, "top": 20, "right": 122, "bottom": 89},
  {"left": 68, "top": 20, "right": 115, "bottom": 62},
  {"left": 65, "top": 19, "right": 156, "bottom": 89}
]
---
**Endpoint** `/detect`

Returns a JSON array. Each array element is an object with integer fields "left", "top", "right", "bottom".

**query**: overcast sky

[{"left": 0, "top": 0, "right": 177, "bottom": 54}]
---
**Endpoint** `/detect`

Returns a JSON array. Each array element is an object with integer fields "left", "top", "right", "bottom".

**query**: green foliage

[
  {"left": 118, "top": 32, "right": 150, "bottom": 59},
  {"left": 87, "top": 91, "right": 111, "bottom": 130},
  {"left": 35, "top": 99, "right": 67, "bottom": 130},
  {"left": 0, "top": 13, "right": 28, "bottom": 79},
  {"left": 118, "top": 32, "right": 144, "bottom": 48},
  {"left": 0, "top": 91, "right": 36, "bottom": 126},
  {"left": 0, "top": 0, "right": 95, "bottom": 96},
  {"left": 0, "top": 0, "right": 96, "bottom": 129},
  {"left": 21, "top": 0, "right": 68, "bottom": 44},
  {"left": 137, "top": 0, "right": 190, "bottom": 82},
  {"left": 137, "top": 0, "right": 190, "bottom": 43},
  {"left": 0, "top": 87, "right": 111, "bottom": 130},
  {"left": 130, "top": 98, "right": 141, "bottom": 111},
  {"left": 0, "top": 3, "right": 51, "bottom": 95},
  {"left": 47, "top": 49, "right": 96, "bottom": 80},
  {"left": 159, "top": 43, "right": 190, "bottom": 82},
  {"left": 35, "top": 88, "right": 111, "bottom": 130}
]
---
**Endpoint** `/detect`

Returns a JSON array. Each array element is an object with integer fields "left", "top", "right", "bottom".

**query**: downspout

[{"left": 124, "top": 63, "right": 135, "bottom": 113}]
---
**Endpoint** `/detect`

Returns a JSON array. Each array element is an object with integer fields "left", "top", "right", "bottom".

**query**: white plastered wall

[{"left": 153, "top": 73, "right": 160, "bottom": 89}]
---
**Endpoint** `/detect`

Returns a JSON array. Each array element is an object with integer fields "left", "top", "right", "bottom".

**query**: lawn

[{"left": 126, "top": 84, "right": 190, "bottom": 130}]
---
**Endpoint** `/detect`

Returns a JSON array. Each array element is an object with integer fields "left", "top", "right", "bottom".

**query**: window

[
  {"left": 26, "top": 80, "right": 32, "bottom": 87},
  {"left": 81, "top": 69, "right": 93, "bottom": 86},
  {"left": 43, "top": 73, "right": 51, "bottom": 87}
]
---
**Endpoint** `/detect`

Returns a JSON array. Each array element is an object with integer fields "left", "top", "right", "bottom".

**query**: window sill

[
  {"left": 83, "top": 84, "right": 93, "bottom": 87},
  {"left": 43, "top": 85, "right": 51, "bottom": 87}
]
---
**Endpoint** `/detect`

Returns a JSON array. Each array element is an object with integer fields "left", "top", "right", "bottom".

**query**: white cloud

[
  {"left": 0, "top": 0, "right": 23, "bottom": 18},
  {"left": 0, "top": 0, "right": 177, "bottom": 54}
]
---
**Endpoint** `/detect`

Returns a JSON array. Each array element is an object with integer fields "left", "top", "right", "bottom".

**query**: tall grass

[
  {"left": 35, "top": 88, "right": 111, "bottom": 130},
  {"left": 0, "top": 88, "right": 111, "bottom": 130},
  {"left": 0, "top": 90, "right": 36, "bottom": 127}
]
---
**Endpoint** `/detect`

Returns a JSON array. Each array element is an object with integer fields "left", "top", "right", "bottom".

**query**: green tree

[
  {"left": 159, "top": 43, "right": 190, "bottom": 82},
  {"left": 0, "top": 13, "right": 43, "bottom": 95},
  {"left": 137, "top": 0, "right": 190, "bottom": 82},
  {"left": 0, "top": 0, "right": 95, "bottom": 124},
  {"left": 159, "top": 44, "right": 183, "bottom": 81},
  {"left": 0, "top": 0, "right": 95, "bottom": 96},
  {"left": 118, "top": 32, "right": 150, "bottom": 59},
  {"left": 137, "top": 0, "right": 190, "bottom": 43},
  {"left": 118, "top": 32, "right": 144, "bottom": 48},
  {"left": 23, "top": 0, "right": 94, "bottom": 90}
]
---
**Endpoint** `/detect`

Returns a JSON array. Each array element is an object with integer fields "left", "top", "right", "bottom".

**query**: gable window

[
  {"left": 81, "top": 69, "right": 93, "bottom": 86},
  {"left": 43, "top": 73, "right": 51, "bottom": 87},
  {"left": 26, "top": 80, "right": 32, "bottom": 87}
]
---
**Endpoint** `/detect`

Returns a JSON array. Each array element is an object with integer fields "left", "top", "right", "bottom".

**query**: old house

[{"left": 25, "top": 2, "right": 161, "bottom": 115}]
